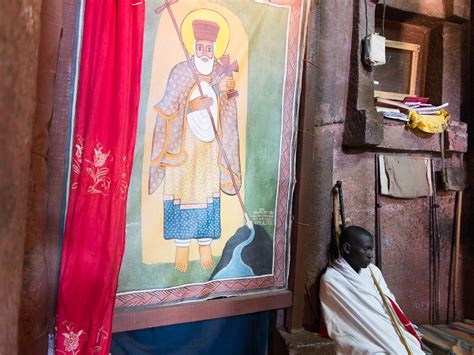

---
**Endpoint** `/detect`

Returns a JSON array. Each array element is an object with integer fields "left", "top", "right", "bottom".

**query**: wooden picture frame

[{"left": 374, "top": 40, "right": 420, "bottom": 101}]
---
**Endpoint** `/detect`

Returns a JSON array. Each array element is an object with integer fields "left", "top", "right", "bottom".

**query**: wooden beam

[{"left": 112, "top": 290, "right": 292, "bottom": 333}]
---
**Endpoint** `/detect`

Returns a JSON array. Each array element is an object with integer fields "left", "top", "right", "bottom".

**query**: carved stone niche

[
  {"left": 343, "top": 0, "right": 469, "bottom": 154},
  {"left": 343, "top": 0, "right": 384, "bottom": 147}
]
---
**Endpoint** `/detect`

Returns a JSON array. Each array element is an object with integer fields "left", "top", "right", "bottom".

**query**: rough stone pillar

[
  {"left": 0, "top": 0, "right": 42, "bottom": 354},
  {"left": 18, "top": 0, "right": 63, "bottom": 353},
  {"left": 285, "top": 0, "right": 352, "bottom": 340},
  {"left": 300, "top": 0, "right": 353, "bottom": 330}
]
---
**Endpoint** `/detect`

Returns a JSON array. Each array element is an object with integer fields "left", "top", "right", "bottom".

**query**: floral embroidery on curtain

[
  {"left": 57, "top": 321, "right": 86, "bottom": 355},
  {"left": 71, "top": 136, "right": 114, "bottom": 195}
]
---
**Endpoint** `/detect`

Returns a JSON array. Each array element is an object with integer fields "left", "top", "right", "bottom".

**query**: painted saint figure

[{"left": 149, "top": 11, "right": 241, "bottom": 273}]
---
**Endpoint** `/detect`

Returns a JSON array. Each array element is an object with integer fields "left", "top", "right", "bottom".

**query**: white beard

[{"left": 193, "top": 55, "right": 214, "bottom": 75}]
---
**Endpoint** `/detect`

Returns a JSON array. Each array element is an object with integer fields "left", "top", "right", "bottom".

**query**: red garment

[
  {"left": 54, "top": 1, "right": 144, "bottom": 354},
  {"left": 386, "top": 295, "right": 423, "bottom": 348},
  {"left": 319, "top": 323, "right": 329, "bottom": 338}
]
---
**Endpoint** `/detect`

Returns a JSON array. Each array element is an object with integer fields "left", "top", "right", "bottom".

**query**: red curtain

[{"left": 55, "top": 1, "right": 144, "bottom": 353}]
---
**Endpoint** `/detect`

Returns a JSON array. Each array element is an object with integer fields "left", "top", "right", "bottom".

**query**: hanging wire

[
  {"left": 364, "top": 0, "right": 388, "bottom": 65},
  {"left": 364, "top": 0, "right": 368, "bottom": 39},
  {"left": 364, "top": 0, "right": 369, "bottom": 63},
  {"left": 381, "top": 0, "right": 387, "bottom": 37},
  {"left": 365, "top": 0, "right": 389, "bottom": 36}
]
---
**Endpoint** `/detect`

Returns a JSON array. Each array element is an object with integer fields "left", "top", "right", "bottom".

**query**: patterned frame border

[{"left": 115, "top": 0, "right": 306, "bottom": 309}]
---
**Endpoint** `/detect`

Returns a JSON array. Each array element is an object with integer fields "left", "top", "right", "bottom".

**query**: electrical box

[{"left": 364, "top": 33, "right": 386, "bottom": 66}]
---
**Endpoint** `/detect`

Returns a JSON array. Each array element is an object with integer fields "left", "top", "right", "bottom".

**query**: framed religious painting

[
  {"left": 111, "top": 0, "right": 309, "bottom": 325},
  {"left": 44, "top": 0, "right": 311, "bottom": 347}
]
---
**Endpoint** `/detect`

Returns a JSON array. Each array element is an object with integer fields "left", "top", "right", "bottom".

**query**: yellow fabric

[{"left": 407, "top": 109, "right": 450, "bottom": 133}]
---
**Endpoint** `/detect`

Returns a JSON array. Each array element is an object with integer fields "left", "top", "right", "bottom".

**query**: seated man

[{"left": 320, "top": 225, "right": 424, "bottom": 354}]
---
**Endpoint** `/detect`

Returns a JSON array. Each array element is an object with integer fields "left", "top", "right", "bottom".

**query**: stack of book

[{"left": 375, "top": 96, "right": 449, "bottom": 123}]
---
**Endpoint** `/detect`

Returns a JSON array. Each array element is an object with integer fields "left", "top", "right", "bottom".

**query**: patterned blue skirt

[{"left": 163, "top": 197, "right": 221, "bottom": 240}]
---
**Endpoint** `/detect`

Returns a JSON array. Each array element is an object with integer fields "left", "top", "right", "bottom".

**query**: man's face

[
  {"left": 343, "top": 233, "right": 374, "bottom": 272},
  {"left": 194, "top": 39, "right": 215, "bottom": 75},
  {"left": 195, "top": 39, "right": 214, "bottom": 60}
]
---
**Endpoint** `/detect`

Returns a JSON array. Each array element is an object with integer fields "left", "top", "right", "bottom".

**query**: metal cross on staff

[
  {"left": 216, "top": 54, "right": 239, "bottom": 98},
  {"left": 155, "top": 0, "right": 252, "bottom": 228}
]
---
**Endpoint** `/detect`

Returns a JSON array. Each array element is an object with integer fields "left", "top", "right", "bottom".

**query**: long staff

[
  {"left": 370, "top": 267, "right": 412, "bottom": 355},
  {"left": 156, "top": 0, "right": 252, "bottom": 228},
  {"left": 430, "top": 161, "right": 440, "bottom": 324},
  {"left": 332, "top": 186, "right": 341, "bottom": 260},
  {"left": 452, "top": 190, "right": 462, "bottom": 321},
  {"left": 375, "top": 154, "right": 382, "bottom": 269},
  {"left": 335, "top": 181, "right": 346, "bottom": 230}
]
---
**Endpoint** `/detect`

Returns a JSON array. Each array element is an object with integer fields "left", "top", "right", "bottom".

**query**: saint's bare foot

[
  {"left": 175, "top": 246, "right": 189, "bottom": 273},
  {"left": 199, "top": 245, "right": 213, "bottom": 270}
]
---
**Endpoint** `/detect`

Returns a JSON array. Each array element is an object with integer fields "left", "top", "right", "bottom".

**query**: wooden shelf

[{"left": 112, "top": 290, "right": 292, "bottom": 333}]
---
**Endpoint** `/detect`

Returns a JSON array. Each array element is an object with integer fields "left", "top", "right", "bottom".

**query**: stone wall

[
  {"left": 0, "top": 0, "right": 42, "bottom": 353},
  {"left": 18, "top": 0, "right": 64, "bottom": 353},
  {"left": 288, "top": 0, "right": 473, "bottom": 334},
  {"left": 4, "top": 0, "right": 472, "bottom": 353}
]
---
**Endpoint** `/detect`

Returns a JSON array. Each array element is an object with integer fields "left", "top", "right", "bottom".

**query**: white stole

[
  {"left": 187, "top": 81, "right": 219, "bottom": 142},
  {"left": 320, "top": 258, "right": 424, "bottom": 354}
]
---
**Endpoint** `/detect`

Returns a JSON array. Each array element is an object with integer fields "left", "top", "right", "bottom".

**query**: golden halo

[{"left": 180, "top": 8, "right": 230, "bottom": 59}]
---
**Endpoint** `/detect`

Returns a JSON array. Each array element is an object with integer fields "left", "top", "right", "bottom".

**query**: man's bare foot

[
  {"left": 175, "top": 247, "right": 189, "bottom": 272},
  {"left": 199, "top": 245, "right": 213, "bottom": 270}
]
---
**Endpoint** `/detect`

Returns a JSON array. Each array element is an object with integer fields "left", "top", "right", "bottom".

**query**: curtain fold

[{"left": 55, "top": 1, "right": 144, "bottom": 353}]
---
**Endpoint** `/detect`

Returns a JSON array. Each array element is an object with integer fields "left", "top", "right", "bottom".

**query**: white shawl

[{"left": 320, "top": 258, "right": 424, "bottom": 354}]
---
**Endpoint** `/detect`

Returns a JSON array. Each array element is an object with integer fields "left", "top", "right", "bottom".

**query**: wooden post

[{"left": 453, "top": 190, "right": 462, "bottom": 321}]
